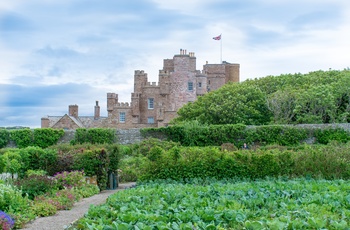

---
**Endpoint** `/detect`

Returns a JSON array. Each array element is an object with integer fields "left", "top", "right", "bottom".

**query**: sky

[{"left": 1, "top": 0, "right": 349, "bottom": 128}]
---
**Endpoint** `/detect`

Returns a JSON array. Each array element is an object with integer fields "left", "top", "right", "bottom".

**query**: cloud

[
  {"left": 1, "top": 0, "right": 350, "bottom": 128},
  {"left": 36, "top": 46, "right": 81, "bottom": 58},
  {"left": 0, "top": 12, "right": 34, "bottom": 31}
]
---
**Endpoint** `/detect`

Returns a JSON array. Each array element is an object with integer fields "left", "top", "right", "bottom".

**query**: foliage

[
  {"left": 0, "top": 211, "right": 15, "bottom": 230},
  {"left": 174, "top": 82, "right": 271, "bottom": 125},
  {"left": 54, "top": 170, "right": 86, "bottom": 189},
  {"left": 72, "top": 149, "right": 110, "bottom": 190},
  {"left": 314, "top": 127, "right": 350, "bottom": 144},
  {"left": 138, "top": 142, "right": 350, "bottom": 182},
  {"left": 71, "top": 184, "right": 99, "bottom": 199},
  {"left": 76, "top": 178, "right": 350, "bottom": 229},
  {"left": 0, "top": 184, "right": 31, "bottom": 213},
  {"left": 18, "top": 146, "right": 58, "bottom": 177},
  {"left": 33, "top": 128, "right": 64, "bottom": 148},
  {"left": 0, "top": 129, "right": 10, "bottom": 149},
  {"left": 2, "top": 150, "right": 22, "bottom": 178},
  {"left": 74, "top": 128, "right": 116, "bottom": 144},
  {"left": 142, "top": 123, "right": 309, "bottom": 147},
  {"left": 173, "top": 69, "right": 350, "bottom": 125},
  {"left": 8, "top": 128, "right": 64, "bottom": 149},
  {"left": 31, "top": 200, "right": 57, "bottom": 217},
  {"left": 292, "top": 142, "right": 350, "bottom": 179},
  {"left": 9, "top": 129, "right": 33, "bottom": 149},
  {"left": 118, "top": 155, "right": 149, "bottom": 182},
  {"left": 25, "top": 169, "right": 47, "bottom": 177},
  {"left": 14, "top": 175, "right": 58, "bottom": 200}
]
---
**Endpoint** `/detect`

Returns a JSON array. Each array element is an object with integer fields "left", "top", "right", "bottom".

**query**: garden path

[{"left": 21, "top": 182, "right": 136, "bottom": 230}]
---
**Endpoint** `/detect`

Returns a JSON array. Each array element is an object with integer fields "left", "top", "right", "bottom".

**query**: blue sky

[{"left": 1, "top": 0, "right": 349, "bottom": 128}]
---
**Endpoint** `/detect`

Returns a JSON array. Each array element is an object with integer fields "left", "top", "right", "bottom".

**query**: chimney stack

[
  {"left": 69, "top": 105, "right": 79, "bottom": 118},
  {"left": 94, "top": 101, "right": 100, "bottom": 119}
]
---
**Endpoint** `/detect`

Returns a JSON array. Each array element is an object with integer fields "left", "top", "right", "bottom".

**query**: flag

[{"left": 213, "top": 34, "right": 221, "bottom": 40}]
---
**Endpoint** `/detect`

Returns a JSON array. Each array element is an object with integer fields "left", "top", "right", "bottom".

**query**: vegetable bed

[{"left": 76, "top": 178, "right": 350, "bottom": 229}]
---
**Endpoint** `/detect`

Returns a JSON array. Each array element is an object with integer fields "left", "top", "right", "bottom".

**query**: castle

[{"left": 41, "top": 49, "right": 240, "bottom": 129}]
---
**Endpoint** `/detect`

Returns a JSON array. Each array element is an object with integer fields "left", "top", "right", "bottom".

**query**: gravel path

[{"left": 21, "top": 182, "right": 136, "bottom": 230}]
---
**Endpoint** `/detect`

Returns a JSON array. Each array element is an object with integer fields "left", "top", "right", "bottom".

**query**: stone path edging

[{"left": 21, "top": 182, "right": 136, "bottom": 230}]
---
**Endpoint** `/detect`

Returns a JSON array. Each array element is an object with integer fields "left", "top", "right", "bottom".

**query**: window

[
  {"left": 148, "top": 117, "right": 154, "bottom": 124},
  {"left": 119, "top": 112, "right": 125, "bottom": 123},
  {"left": 198, "top": 82, "right": 202, "bottom": 88},
  {"left": 188, "top": 82, "right": 193, "bottom": 91},
  {"left": 148, "top": 98, "right": 154, "bottom": 109}
]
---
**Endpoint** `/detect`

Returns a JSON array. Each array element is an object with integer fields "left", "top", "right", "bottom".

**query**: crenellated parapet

[
  {"left": 145, "top": 81, "right": 159, "bottom": 87},
  {"left": 116, "top": 102, "right": 132, "bottom": 108}
]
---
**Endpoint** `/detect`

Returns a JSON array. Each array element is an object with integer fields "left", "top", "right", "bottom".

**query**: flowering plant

[
  {"left": 54, "top": 170, "right": 86, "bottom": 189},
  {"left": 0, "top": 211, "right": 14, "bottom": 230}
]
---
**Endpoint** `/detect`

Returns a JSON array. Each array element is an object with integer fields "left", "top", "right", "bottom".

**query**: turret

[
  {"left": 134, "top": 70, "right": 148, "bottom": 92},
  {"left": 107, "top": 93, "right": 118, "bottom": 112}
]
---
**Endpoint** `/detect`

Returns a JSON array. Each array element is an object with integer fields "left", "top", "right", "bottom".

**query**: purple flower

[{"left": 0, "top": 211, "right": 15, "bottom": 230}]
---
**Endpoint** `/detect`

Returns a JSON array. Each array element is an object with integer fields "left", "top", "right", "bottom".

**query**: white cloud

[{"left": 1, "top": 0, "right": 350, "bottom": 127}]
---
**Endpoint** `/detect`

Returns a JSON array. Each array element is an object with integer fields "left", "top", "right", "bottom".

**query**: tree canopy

[{"left": 173, "top": 69, "right": 350, "bottom": 125}]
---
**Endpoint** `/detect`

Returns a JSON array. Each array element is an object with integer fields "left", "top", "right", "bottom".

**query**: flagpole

[{"left": 220, "top": 34, "right": 222, "bottom": 64}]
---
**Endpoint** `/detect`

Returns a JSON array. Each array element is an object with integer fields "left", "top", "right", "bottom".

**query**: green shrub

[
  {"left": 26, "top": 169, "right": 47, "bottom": 177},
  {"left": 33, "top": 128, "right": 64, "bottom": 148},
  {"left": 314, "top": 128, "right": 350, "bottom": 144},
  {"left": 0, "top": 129, "right": 10, "bottom": 149},
  {"left": 72, "top": 149, "right": 109, "bottom": 190},
  {"left": 74, "top": 128, "right": 116, "bottom": 144},
  {"left": 14, "top": 175, "right": 58, "bottom": 199},
  {"left": 0, "top": 184, "right": 30, "bottom": 213},
  {"left": 31, "top": 200, "right": 57, "bottom": 217},
  {"left": 2, "top": 150, "right": 22, "bottom": 179},
  {"left": 142, "top": 124, "right": 309, "bottom": 147},
  {"left": 10, "top": 129, "right": 33, "bottom": 148},
  {"left": 54, "top": 171, "right": 86, "bottom": 189},
  {"left": 138, "top": 141, "right": 350, "bottom": 182},
  {"left": 72, "top": 184, "right": 99, "bottom": 198},
  {"left": 18, "top": 146, "right": 58, "bottom": 177}
]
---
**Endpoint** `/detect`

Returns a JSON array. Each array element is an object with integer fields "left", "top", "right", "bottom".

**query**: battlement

[
  {"left": 134, "top": 70, "right": 148, "bottom": 78},
  {"left": 116, "top": 102, "right": 132, "bottom": 108},
  {"left": 107, "top": 93, "right": 118, "bottom": 99},
  {"left": 145, "top": 82, "right": 159, "bottom": 87},
  {"left": 131, "top": 93, "right": 141, "bottom": 98},
  {"left": 159, "top": 70, "right": 170, "bottom": 75}
]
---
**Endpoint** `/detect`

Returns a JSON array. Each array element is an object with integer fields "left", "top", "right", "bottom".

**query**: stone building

[{"left": 41, "top": 49, "right": 240, "bottom": 129}]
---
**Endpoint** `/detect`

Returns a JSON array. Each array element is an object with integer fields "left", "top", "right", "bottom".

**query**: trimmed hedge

[
  {"left": 0, "top": 129, "right": 10, "bottom": 148},
  {"left": 141, "top": 123, "right": 349, "bottom": 147},
  {"left": 73, "top": 128, "right": 117, "bottom": 145},
  {"left": 5, "top": 128, "right": 64, "bottom": 149},
  {"left": 138, "top": 142, "right": 350, "bottom": 182}
]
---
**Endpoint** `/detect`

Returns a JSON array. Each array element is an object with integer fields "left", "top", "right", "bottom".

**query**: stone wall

[
  {"left": 56, "top": 128, "right": 145, "bottom": 145},
  {"left": 4, "top": 123, "right": 350, "bottom": 148}
]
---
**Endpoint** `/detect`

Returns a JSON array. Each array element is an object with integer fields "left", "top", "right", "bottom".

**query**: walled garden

[{"left": 0, "top": 125, "right": 350, "bottom": 229}]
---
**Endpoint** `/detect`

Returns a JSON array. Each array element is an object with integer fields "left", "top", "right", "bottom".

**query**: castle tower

[
  {"left": 134, "top": 70, "right": 148, "bottom": 93},
  {"left": 107, "top": 93, "right": 118, "bottom": 116},
  {"left": 168, "top": 49, "right": 197, "bottom": 111},
  {"left": 225, "top": 63, "right": 240, "bottom": 83},
  {"left": 69, "top": 105, "right": 78, "bottom": 118}
]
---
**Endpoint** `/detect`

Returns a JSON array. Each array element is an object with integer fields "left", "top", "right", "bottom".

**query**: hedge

[{"left": 141, "top": 123, "right": 350, "bottom": 147}]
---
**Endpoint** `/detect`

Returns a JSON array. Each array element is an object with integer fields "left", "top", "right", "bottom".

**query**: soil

[{"left": 21, "top": 182, "right": 136, "bottom": 230}]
